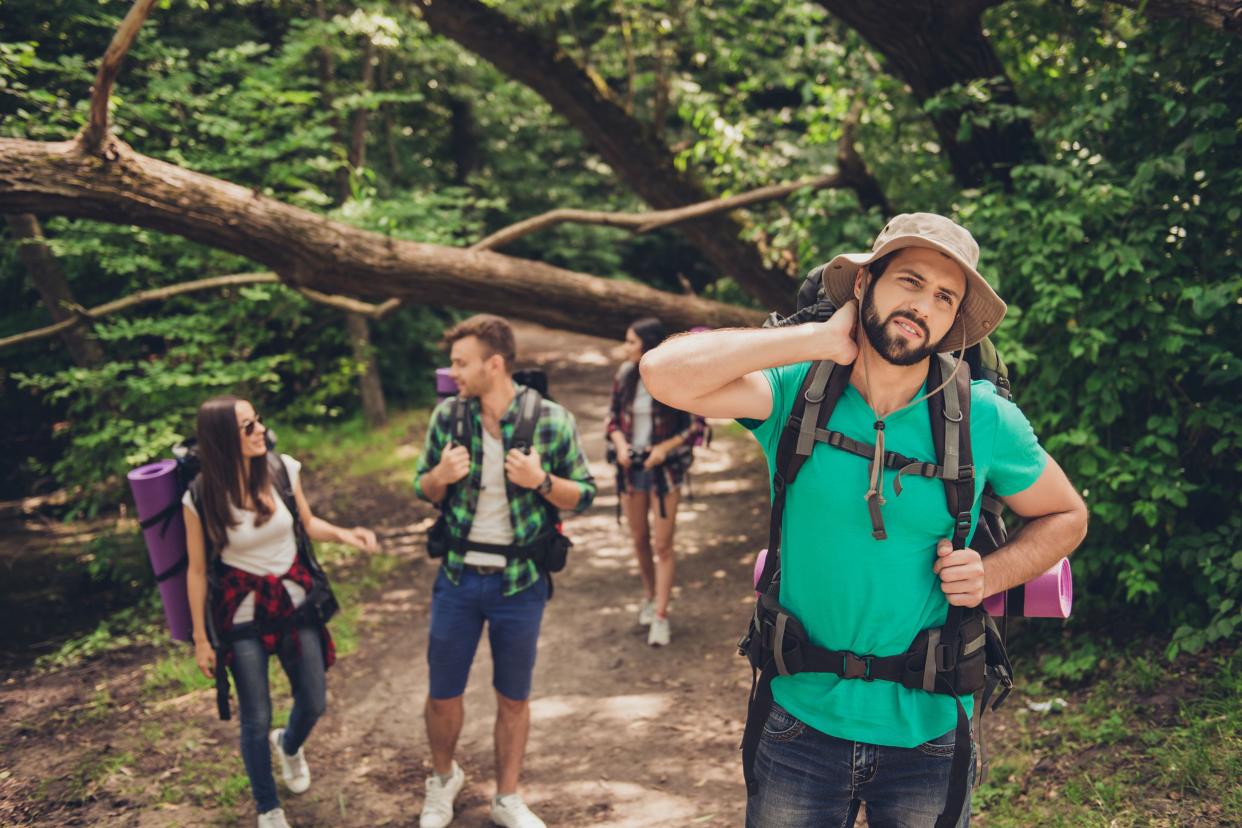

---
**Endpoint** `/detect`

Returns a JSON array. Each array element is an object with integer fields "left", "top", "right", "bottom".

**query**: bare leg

[
  {"left": 624, "top": 490, "right": 655, "bottom": 599},
  {"left": 425, "top": 695, "right": 464, "bottom": 776},
  {"left": 651, "top": 489, "right": 681, "bottom": 619},
  {"left": 494, "top": 692, "right": 531, "bottom": 796}
]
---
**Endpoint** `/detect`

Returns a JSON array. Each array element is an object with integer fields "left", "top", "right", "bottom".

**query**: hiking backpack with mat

[
  {"left": 737, "top": 264, "right": 1018, "bottom": 828},
  {"left": 425, "top": 378, "right": 573, "bottom": 595},
  {"left": 187, "top": 450, "right": 339, "bottom": 721}
]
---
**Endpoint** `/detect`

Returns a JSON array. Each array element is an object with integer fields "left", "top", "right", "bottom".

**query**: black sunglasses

[{"left": 239, "top": 414, "right": 264, "bottom": 437}]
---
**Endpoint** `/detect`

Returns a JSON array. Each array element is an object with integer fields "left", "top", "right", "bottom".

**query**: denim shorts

[
  {"left": 624, "top": 467, "right": 657, "bottom": 492},
  {"left": 746, "top": 703, "right": 976, "bottom": 828},
  {"left": 427, "top": 567, "right": 549, "bottom": 700}
]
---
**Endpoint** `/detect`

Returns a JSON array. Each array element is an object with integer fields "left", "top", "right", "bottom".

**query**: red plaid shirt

[{"left": 213, "top": 557, "right": 335, "bottom": 669}]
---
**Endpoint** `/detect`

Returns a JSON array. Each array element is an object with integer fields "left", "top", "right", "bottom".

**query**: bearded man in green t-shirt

[{"left": 640, "top": 214, "right": 1088, "bottom": 828}]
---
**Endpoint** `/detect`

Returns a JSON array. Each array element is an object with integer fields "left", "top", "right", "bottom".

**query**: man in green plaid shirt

[{"left": 413, "top": 314, "right": 595, "bottom": 828}]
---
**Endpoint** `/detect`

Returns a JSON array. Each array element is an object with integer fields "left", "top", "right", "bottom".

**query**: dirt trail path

[{"left": 1, "top": 323, "right": 771, "bottom": 827}]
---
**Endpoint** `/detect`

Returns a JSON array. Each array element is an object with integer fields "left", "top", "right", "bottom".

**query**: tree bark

[
  {"left": 818, "top": 0, "right": 1040, "bottom": 187},
  {"left": 0, "top": 138, "right": 763, "bottom": 338},
  {"left": 414, "top": 0, "right": 798, "bottom": 312},
  {"left": 4, "top": 213, "right": 105, "bottom": 366},
  {"left": 1107, "top": 0, "right": 1242, "bottom": 35}
]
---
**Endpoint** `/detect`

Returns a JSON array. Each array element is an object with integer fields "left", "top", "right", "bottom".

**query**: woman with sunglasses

[{"left": 182, "top": 396, "right": 377, "bottom": 828}]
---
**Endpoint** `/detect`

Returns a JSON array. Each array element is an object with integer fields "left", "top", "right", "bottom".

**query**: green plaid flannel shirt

[{"left": 414, "top": 386, "right": 596, "bottom": 596}]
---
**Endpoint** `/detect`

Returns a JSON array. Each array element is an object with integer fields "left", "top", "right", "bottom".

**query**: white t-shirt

[
  {"left": 631, "top": 379, "right": 655, "bottom": 451},
  {"left": 464, "top": 427, "right": 514, "bottom": 566},
  {"left": 183, "top": 453, "right": 306, "bottom": 624}
]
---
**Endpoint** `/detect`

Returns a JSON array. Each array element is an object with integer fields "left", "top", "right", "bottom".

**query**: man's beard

[{"left": 860, "top": 288, "right": 941, "bottom": 366}]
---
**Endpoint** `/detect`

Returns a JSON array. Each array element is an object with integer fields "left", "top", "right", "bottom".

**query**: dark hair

[
  {"left": 863, "top": 250, "right": 901, "bottom": 283},
  {"left": 443, "top": 314, "right": 516, "bottom": 371},
  {"left": 623, "top": 317, "right": 668, "bottom": 405},
  {"left": 195, "top": 396, "right": 272, "bottom": 551}
]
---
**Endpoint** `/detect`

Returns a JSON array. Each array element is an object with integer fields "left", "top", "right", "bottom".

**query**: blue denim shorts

[
  {"left": 624, "top": 467, "right": 656, "bottom": 492},
  {"left": 427, "top": 567, "right": 549, "bottom": 700}
]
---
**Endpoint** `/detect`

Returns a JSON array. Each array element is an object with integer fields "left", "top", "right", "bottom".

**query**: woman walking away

[
  {"left": 606, "top": 318, "right": 702, "bottom": 647},
  {"left": 183, "top": 396, "right": 377, "bottom": 828}
]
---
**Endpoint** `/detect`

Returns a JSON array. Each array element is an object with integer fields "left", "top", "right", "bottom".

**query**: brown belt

[{"left": 465, "top": 564, "right": 505, "bottom": 576}]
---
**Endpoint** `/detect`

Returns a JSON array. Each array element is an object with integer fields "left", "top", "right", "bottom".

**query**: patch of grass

[
  {"left": 143, "top": 645, "right": 215, "bottom": 698},
  {"left": 973, "top": 643, "right": 1241, "bottom": 827},
  {"left": 277, "top": 407, "right": 431, "bottom": 486},
  {"left": 33, "top": 592, "right": 167, "bottom": 673}
]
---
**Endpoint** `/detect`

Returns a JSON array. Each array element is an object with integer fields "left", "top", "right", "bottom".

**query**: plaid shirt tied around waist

[
  {"left": 414, "top": 385, "right": 597, "bottom": 596},
  {"left": 213, "top": 556, "right": 336, "bottom": 669}
]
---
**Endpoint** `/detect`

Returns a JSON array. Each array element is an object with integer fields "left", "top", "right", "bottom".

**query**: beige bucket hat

[{"left": 821, "top": 212, "right": 1007, "bottom": 351}]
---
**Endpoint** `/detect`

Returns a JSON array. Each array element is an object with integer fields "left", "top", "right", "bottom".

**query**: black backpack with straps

[
  {"left": 738, "top": 270, "right": 1017, "bottom": 828},
  {"left": 425, "top": 384, "right": 572, "bottom": 585}
]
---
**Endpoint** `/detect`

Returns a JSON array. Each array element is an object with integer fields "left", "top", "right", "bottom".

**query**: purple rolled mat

[
  {"left": 983, "top": 557, "right": 1073, "bottom": 619},
  {"left": 436, "top": 368, "right": 458, "bottom": 400},
  {"left": 127, "top": 460, "right": 193, "bottom": 642}
]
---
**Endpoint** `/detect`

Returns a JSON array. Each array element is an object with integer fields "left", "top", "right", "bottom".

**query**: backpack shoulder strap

[
  {"left": 449, "top": 396, "right": 471, "bottom": 447},
  {"left": 756, "top": 360, "right": 852, "bottom": 594},
  {"left": 512, "top": 386, "right": 543, "bottom": 453}
]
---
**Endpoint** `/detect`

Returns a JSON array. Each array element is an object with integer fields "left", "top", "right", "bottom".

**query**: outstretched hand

[
  {"left": 341, "top": 526, "right": 378, "bottom": 553},
  {"left": 932, "top": 539, "right": 985, "bottom": 607}
]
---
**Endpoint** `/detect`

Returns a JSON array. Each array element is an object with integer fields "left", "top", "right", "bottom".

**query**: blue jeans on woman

[
  {"left": 230, "top": 625, "right": 327, "bottom": 813},
  {"left": 746, "top": 703, "right": 976, "bottom": 828}
]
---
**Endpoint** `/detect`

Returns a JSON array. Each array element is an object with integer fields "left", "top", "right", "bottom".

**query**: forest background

[{"left": 0, "top": 0, "right": 1240, "bottom": 821}]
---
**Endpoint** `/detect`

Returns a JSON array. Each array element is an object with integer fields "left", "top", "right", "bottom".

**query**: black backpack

[
  {"left": 425, "top": 383, "right": 572, "bottom": 587},
  {"left": 739, "top": 266, "right": 1017, "bottom": 828}
]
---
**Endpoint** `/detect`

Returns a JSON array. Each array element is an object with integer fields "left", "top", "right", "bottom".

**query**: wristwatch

[{"left": 537, "top": 472, "right": 553, "bottom": 495}]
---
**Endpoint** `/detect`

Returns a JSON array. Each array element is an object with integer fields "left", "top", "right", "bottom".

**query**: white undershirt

[
  {"left": 464, "top": 428, "right": 514, "bottom": 566},
  {"left": 183, "top": 453, "right": 307, "bottom": 624},
  {"left": 631, "top": 379, "right": 655, "bottom": 451}
]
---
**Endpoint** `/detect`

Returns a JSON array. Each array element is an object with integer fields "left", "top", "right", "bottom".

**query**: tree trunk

[
  {"left": 0, "top": 138, "right": 763, "bottom": 338},
  {"left": 320, "top": 11, "right": 387, "bottom": 428},
  {"left": 345, "top": 310, "right": 386, "bottom": 427},
  {"left": 414, "top": 0, "right": 797, "bottom": 312},
  {"left": 4, "top": 213, "right": 105, "bottom": 366},
  {"left": 448, "top": 96, "right": 480, "bottom": 184},
  {"left": 818, "top": 0, "right": 1040, "bottom": 187}
]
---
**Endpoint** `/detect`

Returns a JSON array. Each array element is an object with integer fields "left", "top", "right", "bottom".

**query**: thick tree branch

[
  {"left": 817, "top": 0, "right": 1040, "bottom": 187},
  {"left": 414, "top": 0, "right": 797, "bottom": 312},
  {"left": 0, "top": 138, "right": 763, "bottom": 340},
  {"left": 471, "top": 174, "right": 847, "bottom": 252},
  {"left": 1107, "top": 0, "right": 1242, "bottom": 35},
  {"left": 81, "top": 0, "right": 160, "bottom": 153}
]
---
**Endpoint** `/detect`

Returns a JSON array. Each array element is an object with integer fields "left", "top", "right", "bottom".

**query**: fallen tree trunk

[{"left": 0, "top": 138, "right": 764, "bottom": 338}]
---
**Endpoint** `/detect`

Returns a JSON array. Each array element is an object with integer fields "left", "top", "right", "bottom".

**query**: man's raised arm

[{"left": 640, "top": 301, "right": 860, "bottom": 422}]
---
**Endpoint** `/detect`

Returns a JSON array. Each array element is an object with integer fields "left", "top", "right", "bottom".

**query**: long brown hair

[{"left": 195, "top": 396, "right": 272, "bottom": 551}]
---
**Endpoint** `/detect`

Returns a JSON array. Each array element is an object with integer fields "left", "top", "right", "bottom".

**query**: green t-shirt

[{"left": 740, "top": 361, "right": 1047, "bottom": 748}]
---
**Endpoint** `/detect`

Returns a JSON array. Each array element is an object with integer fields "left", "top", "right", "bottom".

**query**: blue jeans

[
  {"left": 427, "top": 568, "right": 548, "bottom": 700},
  {"left": 746, "top": 703, "right": 976, "bottom": 828},
  {"left": 230, "top": 625, "right": 327, "bottom": 813}
]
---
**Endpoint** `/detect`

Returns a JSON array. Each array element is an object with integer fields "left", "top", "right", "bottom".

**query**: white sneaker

[
  {"left": 648, "top": 616, "right": 671, "bottom": 647},
  {"left": 420, "top": 761, "right": 465, "bottom": 828},
  {"left": 491, "top": 793, "right": 546, "bottom": 828},
  {"left": 257, "top": 808, "right": 291, "bottom": 828},
  {"left": 637, "top": 598, "right": 656, "bottom": 626},
  {"left": 270, "top": 728, "right": 311, "bottom": 794}
]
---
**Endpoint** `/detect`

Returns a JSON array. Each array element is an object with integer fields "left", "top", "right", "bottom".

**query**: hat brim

[{"left": 821, "top": 236, "right": 1007, "bottom": 351}]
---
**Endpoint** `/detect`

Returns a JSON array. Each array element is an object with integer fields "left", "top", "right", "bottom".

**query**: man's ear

[{"left": 854, "top": 268, "right": 868, "bottom": 301}]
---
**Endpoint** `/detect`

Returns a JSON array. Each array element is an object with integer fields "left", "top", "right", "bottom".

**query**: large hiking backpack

[
  {"left": 738, "top": 265, "right": 1017, "bottom": 828},
  {"left": 425, "top": 382, "right": 573, "bottom": 592}
]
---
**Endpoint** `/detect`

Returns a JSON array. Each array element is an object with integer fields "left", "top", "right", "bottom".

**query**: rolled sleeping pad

[
  {"left": 752, "top": 548, "right": 1073, "bottom": 619},
  {"left": 983, "top": 556, "right": 1073, "bottom": 618},
  {"left": 436, "top": 368, "right": 458, "bottom": 400},
  {"left": 127, "top": 460, "right": 193, "bottom": 642}
]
